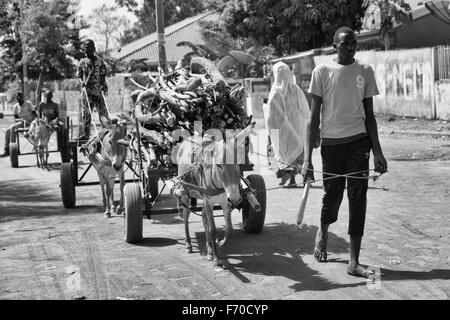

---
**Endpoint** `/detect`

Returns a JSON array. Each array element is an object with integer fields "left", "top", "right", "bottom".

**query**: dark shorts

[{"left": 320, "top": 136, "right": 371, "bottom": 236}]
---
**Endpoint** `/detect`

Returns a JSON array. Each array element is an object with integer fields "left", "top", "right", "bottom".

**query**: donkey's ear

[{"left": 235, "top": 122, "right": 256, "bottom": 145}]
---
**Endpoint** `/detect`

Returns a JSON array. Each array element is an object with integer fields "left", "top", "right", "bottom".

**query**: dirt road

[{"left": 0, "top": 117, "right": 449, "bottom": 300}]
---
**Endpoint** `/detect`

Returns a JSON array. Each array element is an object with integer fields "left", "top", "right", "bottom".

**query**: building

[{"left": 113, "top": 12, "right": 218, "bottom": 68}]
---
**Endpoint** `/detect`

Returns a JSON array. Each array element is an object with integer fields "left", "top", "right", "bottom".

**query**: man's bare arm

[
  {"left": 302, "top": 94, "right": 322, "bottom": 181},
  {"left": 363, "top": 97, "right": 387, "bottom": 173}
]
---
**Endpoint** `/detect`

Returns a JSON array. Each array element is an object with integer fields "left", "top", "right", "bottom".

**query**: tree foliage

[
  {"left": 362, "top": 0, "right": 412, "bottom": 49},
  {"left": 87, "top": 4, "right": 129, "bottom": 55},
  {"left": 0, "top": 0, "right": 85, "bottom": 96},
  {"left": 199, "top": 19, "right": 276, "bottom": 78},
  {"left": 216, "top": 0, "right": 367, "bottom": 56},
  {"left": 0, "top": 1, "right": 22, "bottom": 90},
  {"left": 22, "top": 0, "right": 84, "bottom": 98},
  {"left": 115, "top": 0, "right": 209, "bottom": 45}
]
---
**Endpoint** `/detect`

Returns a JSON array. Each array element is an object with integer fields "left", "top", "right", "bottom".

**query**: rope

[
  {"left": 178, "top": 135, "right": 385, "bottom": 184},
  {"left": 252, "top": 150, "right": 385, "bottom": 183}
]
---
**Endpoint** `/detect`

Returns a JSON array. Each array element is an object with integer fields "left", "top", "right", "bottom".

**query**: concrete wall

[
  {"left": 30, "top": 75, "right": 134, "bottom": 120},
  {"left": 314, "top": 48, "right": 439, "bottom": 119},
  {"left": 435, "top": 80, "right": 450, "bottom": 120}
]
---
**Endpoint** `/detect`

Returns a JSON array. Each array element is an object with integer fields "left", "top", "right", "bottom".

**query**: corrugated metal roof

[{"left": 114, "top": 11, "right": 219, "bottom": 65}]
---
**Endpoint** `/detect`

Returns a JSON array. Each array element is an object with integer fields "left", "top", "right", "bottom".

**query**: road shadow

[
  {"left": 41, "top": 162, "right": 62, "bottom": 172},
  {"left": 194, "top": 222, "right": 366, "bottom": 292},
  {"left": 11, "top": 162, "right": 63, "bottom": 171},
  {"left": 0, "top": 180, "right": 61, "bottom": 204},
  {"left": 0, "top": 179, "right": 105, "bottom": 222},
  {"left": 380, "top": 268, "right": 450, "bottom": 281},
  {"left": 135, "top": 237, "right": 181, "bottom": 248}
]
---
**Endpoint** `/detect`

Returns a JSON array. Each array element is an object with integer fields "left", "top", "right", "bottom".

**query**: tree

[
  {"left": 378, "top": 0, "right": 411, "bottom": 50},
  {"left": 19, "top": 0, "right": 86, "bottom": 100},
  {"left": 216, "top": 0, "right": 367, "bottom": 56},
  {"left": 87, "top": 4, "right": 129, "bottom": 55},
  {"left": 1, "top": 0, "right": 86, "bottom": 96},
  {"left": 362, "top": 0, "right": 412, "bottom": 50},
  {"left": 199, "top": 19, "right": 276, "bottom": 78},
  {"left": 0, "top": 1, "right": 22, "bottom": 91},
  {"left": 115, "top": 0, "right": 208, "bottom": 45}
]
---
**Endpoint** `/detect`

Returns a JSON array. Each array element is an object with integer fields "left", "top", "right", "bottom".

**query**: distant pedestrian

[
  {"left": 77, "top": 39, "right": 110, "bottom": 141},
  {"left": 302, "top": 26, "right": 388, "bottom": 278},
  {"left": 1, "top": 92, "right": 36, "bottom": 157},
  {"left": 266, "top": 62, "right": 310, "bottom": 187}
]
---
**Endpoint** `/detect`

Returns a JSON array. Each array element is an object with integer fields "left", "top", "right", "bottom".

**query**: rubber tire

[
  {"left": 9, "top": 143, "right": 18, "bottom": 168},
  {"left": 242, "top": 174, "right": 266, "bottom": 234},
  {"left": 59, "top": 128, "right": 71, "bottom": 163},
  {"left": 144, "top": 172, "right": 159, "bottom": 214},
  {"left": 124, "top": 183, "right": 143, "bottom": 243},
  {"left": 60, "top": 147, "right": 71, "bottom": 163},
  {"left": 61, "top": 162, "right": 76, "bottom": 208}
]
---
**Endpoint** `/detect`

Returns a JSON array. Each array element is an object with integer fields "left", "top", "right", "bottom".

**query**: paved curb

[{"left": 380, "top": 130, "right": 450, "bottom": 137}]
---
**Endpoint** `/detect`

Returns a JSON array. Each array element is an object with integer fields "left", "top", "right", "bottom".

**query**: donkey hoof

[
  {"left": 110, "top": 206, "right": 116, "bottom": 215},
  {"left": 104, "top": 211, "right": 111, "bottom": 218},
  {"left": 207, "top": 254, "right": 213, "bottom": 261},
  {"left": 185, "top": 247, "right": 193, "bottom": 254}
]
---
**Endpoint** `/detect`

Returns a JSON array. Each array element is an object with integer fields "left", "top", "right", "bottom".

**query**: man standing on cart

[{"left": 77, "top": 39, "right": 110, "bottom": 141}]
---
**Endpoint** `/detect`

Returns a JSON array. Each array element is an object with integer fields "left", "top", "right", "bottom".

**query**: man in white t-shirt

[
  {"left": 302, "top": 26, "right": 388, "bottom": 278},
  {"left": 1, "top": 92, "right": 36, "bottom": 157}
]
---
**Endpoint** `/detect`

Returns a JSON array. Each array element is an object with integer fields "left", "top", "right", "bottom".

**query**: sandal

[{"left": 313, "top": 247, "right": 328, "bottom": 262}]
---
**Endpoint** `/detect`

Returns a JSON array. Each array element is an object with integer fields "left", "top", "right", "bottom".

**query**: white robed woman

[{"left": 266, "top": 62, "right": 311, "bottom": 187}]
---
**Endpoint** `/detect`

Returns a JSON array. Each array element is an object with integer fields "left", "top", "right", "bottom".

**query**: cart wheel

[
  {"left": 61, "top": 162, "right": 76, "bottom": 208},
  {"left": 60, "top": 146, "right": 71, "bottom": 163},
  {"left": 59, "top": 129, "right": 71, "bottom": 163},
  {"left": 242, "top": 174, "right": 266, "bottom": 233},
  {"left": 124, "top": 183, "right": 143, "bottom": 243},
  {"left": 9, "top": 143, "right": 19, "bottom": 168}
]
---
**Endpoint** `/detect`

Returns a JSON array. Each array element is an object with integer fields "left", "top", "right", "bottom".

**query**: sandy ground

[{"left": 0, "top": 115, "right": 449, "bottom": 300}]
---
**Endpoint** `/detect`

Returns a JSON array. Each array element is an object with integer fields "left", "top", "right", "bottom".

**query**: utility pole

[
  {"left": 155, "top": 0, "right": 167, "bottom": 73},
  {"left": 19, "top": 0, "right": 28, "bottom": 100}
]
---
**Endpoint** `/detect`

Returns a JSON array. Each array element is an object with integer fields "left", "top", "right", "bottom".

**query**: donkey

[
  {"left": 81, "top": 116, "right": 129, "bottom": 218},
  {"left": 172, "top": 124, "right": 254, "bottom": 268},
  {"left": 26, "top": 118, "right": 52, "bottom": 168}
]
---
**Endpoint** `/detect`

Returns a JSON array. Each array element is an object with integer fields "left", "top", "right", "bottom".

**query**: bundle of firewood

[{"left": 132, "top": 57, "right": 251, "bottom": 135}]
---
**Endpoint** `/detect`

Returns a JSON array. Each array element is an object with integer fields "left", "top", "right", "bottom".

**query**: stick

[{"left": 296, "top": 179, "right": 311, "bottom": 225}]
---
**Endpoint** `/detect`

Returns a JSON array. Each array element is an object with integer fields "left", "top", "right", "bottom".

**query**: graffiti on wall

[
  {"left": 374, "top": 60, "right": 434, "bottom": 101},
  {"left": 355, "top": 49, "right": 435, "bottom": 103},
  {"left": 313, "top": 48, "right": 437, "bottom": 118},
  {"left": 314, "top": 49, "right": 435, "bottom": 102}
]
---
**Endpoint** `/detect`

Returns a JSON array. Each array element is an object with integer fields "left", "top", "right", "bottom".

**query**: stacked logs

[{"left": 132, "top": 57, "right": 250, "bottom": 135}]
